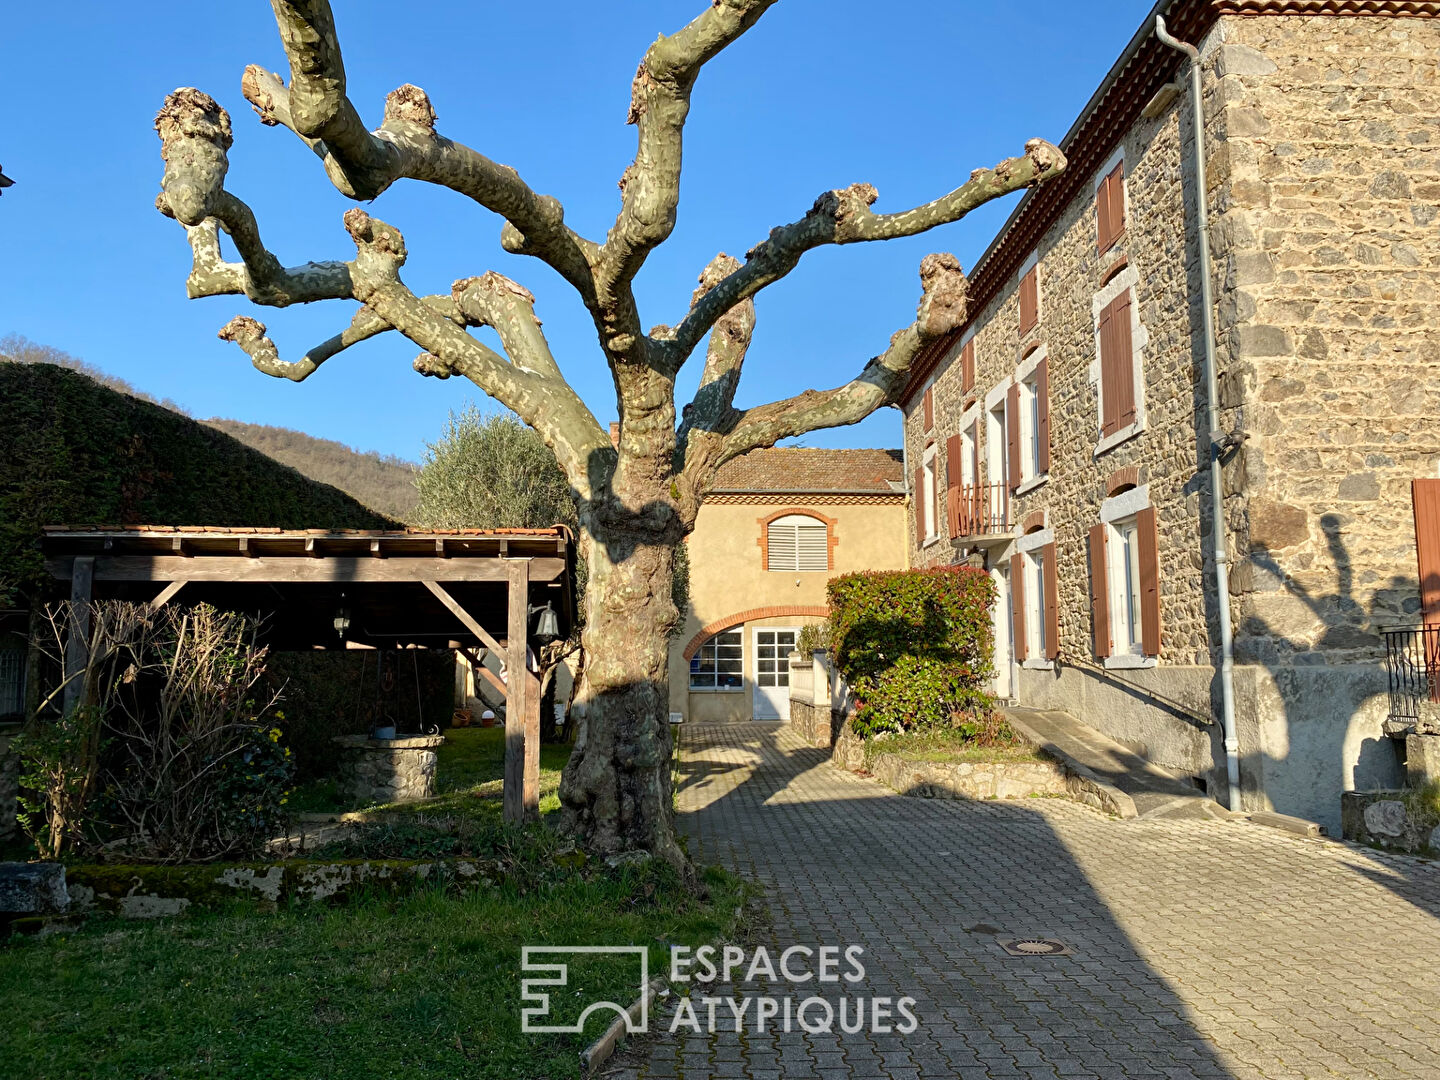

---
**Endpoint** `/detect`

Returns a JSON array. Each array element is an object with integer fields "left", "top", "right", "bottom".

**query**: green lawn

[{"left": 0, "top": 727, "right": 745, "bottom": 1079}]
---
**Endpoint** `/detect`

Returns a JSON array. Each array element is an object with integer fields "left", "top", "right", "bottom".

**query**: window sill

[
  {"left": 1094, "top": 420, "right": 1144, "bottom": 458},
  {"left": 688, "top": 686, "right": 745, "bottom": 693},
  {"left": 1021, "top": 658, "right": 1055, "bottom": 670},
  {"left": 922, "top": 535, "right": 940, "bottom": 548},
  {"left": 1015, "top": 474, "right": 1049, "bottom": 497},
  {"left": 1103, "top": 654, "right": 1157, "bottom": 670}
]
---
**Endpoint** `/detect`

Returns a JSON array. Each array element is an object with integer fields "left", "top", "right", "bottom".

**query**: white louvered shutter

[{"left": 767, "top": 514, "right": 827, "bottom": 572}]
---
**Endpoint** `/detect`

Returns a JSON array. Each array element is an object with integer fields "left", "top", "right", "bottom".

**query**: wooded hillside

[{"left": 0, "top": 362, "right": 395, "bottom": 605}]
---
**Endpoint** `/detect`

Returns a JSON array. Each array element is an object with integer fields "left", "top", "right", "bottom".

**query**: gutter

[{"left": 1154, "top": 15, "right": 1243, "bottom": 813}]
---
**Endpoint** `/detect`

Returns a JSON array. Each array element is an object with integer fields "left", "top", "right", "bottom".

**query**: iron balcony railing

[
  {"left": 951, "top": 482, "right": 1010, "bottom": 539},
  {"left": 1382, "top": 623, "right": 1440, "bottom": 726}
]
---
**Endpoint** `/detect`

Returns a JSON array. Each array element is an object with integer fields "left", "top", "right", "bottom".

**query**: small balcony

[
  {"left": 949, "top": 482, "right": 1011, "bottom": 541},
  {"left": 1382, "top": 624, "right": 1440, "bottom": 733}
]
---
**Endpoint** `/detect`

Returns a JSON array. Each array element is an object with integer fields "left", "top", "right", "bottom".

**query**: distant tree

[{"left": 415, "top": 406, "right": 575, "bottom": 532}]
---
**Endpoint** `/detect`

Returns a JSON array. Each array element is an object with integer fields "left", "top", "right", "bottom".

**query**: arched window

[{"left": 766, "top": 514, "right": 829, "bottom": 572}]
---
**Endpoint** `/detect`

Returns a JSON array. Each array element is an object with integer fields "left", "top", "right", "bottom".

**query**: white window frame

[
  {"left": 1014, "top": 344, "right": 1048, "bottom": 494},
  {"left": 984, "top": 378, "right": 1011, "bottom": 497},
  {"left": 1014, "top": 525, "right": 1054, "bottom": 670},
  {"left": 689, "top": 628, "right": 745, "bottom": 691},
  {"left": 766, "top": 513, "right": 828, "bottom": 573},
  {"left": 921, "top": 444, "right": 939, "bottom": 545},
  {"left": 1089, "top": 263, "right": 1149, "bottom": 458},
  {"left": 1099, "top": 484, "right": 1156, "bottom": 669}
]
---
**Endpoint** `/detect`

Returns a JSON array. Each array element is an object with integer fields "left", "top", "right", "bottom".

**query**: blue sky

[{"left": 1, "top": 1, "right": 1153, "bottom": 462}]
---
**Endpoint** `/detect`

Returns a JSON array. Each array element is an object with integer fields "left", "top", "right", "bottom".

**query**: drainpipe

[{"left": 1155, "top": 15, "right": 1242, "bottom": 812}]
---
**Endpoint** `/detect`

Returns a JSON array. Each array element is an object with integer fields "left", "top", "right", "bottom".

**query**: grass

[
  {"left": 0, "top": 726, "right": 749, "bottom": 1079},
  {"left": 870, "top": 722, "right": 1049, "bottom": 766}
]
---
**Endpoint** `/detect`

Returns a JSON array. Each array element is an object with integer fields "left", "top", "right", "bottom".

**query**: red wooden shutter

[
  {"left": 961, "top": 340, "right": 975, "bottom": 393},
  {"left": 1415, "top": 479, "right": 1440, "bottom": 626},
  {"left": 923, "top": 386, "right": 934, "bottom": 431},
  {"left": 914, "top": 466, "right": 925, "bottom": 541},
  {"left": 1097, "top": 162, "right": 1125, "bottom": 254},
  {"left": 1108, "top": 163, "right": 1126, "bottom": 244},
  {"left": 1006, "top": 383, "right": 1021, "bottom": 492},
  {"left": 1043, "top": 542, "right": 1060, "bottom": 660},
  {"left": 1089, "top": 523, "right": 1111, "bottom": 658},
  {"left": 1099, "top": 292, "right": 1136, "bottom": 436},
  {"left": 945, "top": 434, "right": 962, "bottom": 539},
  {"left": 1137, "top": 505, "right": 1161, "bottom": 656},
  {"left": 1011, "top": 553, "right": 1027, "bottom": 661},
  {"left": 1019, "top": 267, "right": 1038, "bottom": 336},
  {"left": 1036, "top": 357, "right": 1051, "bottom": 475}
]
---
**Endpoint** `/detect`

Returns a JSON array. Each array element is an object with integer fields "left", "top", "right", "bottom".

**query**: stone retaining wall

[
  {"left": 1341, "top": 790, "right": 1440, "bottom": 855},
  {"left": 832, "top": 724, "right": 1070, "bottom": 802},
  {"left": 787, "top": 700, "right": 837, "bottom": 749}
]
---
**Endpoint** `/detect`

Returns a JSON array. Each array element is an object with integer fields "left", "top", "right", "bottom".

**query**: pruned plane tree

[{"left": 154, "top": 0, "right": 1065, "bottom": 869}]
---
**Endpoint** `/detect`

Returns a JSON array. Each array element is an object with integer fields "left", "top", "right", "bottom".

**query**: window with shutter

[
  {"left": 766, "top": 514, "right": 829, "bottom": 572},
  {"left": 1011, "top": 552, "right": 1027, "bottom": 662},
  {"left": 961, "top": 340, "right": 975, "bottom": 393},
  {"left": 1098, "top": 290, "right": 1137, "bottom": 437},
  {"left": 1006, "top": 383, "right": 1022, "bottom": 493},
  {"left": 922, "top": 386, "right": 934, "bottom": 431},
  {"left": 945, "top": 434, "right": 963, "bottom": 539},
  {"left": 1097, "top": 160, "right": 1125, "bottom": 253},
  {"left": 1089, "top": 524, "right": 1111, "bottom": 659},
  {"left": 1019, "top": 266, "right": 1038, "bottom": 336}
]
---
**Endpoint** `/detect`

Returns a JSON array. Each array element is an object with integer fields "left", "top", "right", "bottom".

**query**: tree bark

[{"left": 559, "top": 509, "right": 683, "bottom": 869}]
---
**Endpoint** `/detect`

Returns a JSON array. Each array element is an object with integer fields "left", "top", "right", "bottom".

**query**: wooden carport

[{"left": 41, "top": 525, "right": 577, "bottom": 823}]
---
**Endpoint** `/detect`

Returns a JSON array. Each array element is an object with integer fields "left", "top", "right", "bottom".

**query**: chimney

[{"left": 609, "top": 422, "right": 620, "bottom": 449}]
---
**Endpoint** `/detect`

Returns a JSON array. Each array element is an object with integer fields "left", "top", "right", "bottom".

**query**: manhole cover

[{"left": 996, "top": 937, "right": 1073, "bottom": 957}]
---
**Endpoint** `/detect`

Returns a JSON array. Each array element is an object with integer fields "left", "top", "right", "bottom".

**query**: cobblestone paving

[{"left": 610, "top": 722, "right": 1440, "bottom": 1080}]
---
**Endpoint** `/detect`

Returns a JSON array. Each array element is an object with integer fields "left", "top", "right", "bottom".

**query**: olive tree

[{"left": 154, "top": 0, "right": 1065, "bottom": 868}]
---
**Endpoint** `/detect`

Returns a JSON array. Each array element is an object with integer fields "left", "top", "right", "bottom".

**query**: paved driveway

[{"left": 612, "top": 722, "right": 1440, "bottom": 1080}]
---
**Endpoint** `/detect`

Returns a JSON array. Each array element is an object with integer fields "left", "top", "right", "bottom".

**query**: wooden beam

[
  {"left": 171, "top": 537, "right": 190, "bottom": 557},
  {"left": 370, "top": 539, "right": 384, "bottom": 558},
  {"left": 304, "top": 538, "right": 319, "bottom": 558},
  {"left": 421, "top": 580, "right": 506, "bottom": 655},
  {"left": 146, "top": 580, "right": 186, "bottom": 612},
  {"left": 47, "top": 555, "right": 567, "bottom": 585},
  {"left": 505, "top": 559, "right": 535, "bottom": 824},
  {"left": 61, "top": 556, "right": 94, "bottom": 718},
  {"left": 435, "top": 538, "right": 448, "bottom": 558}
]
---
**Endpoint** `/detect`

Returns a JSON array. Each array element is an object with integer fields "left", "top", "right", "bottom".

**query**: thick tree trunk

[{"left": 558, "top": 518, "right": 684, "bottom": 869}]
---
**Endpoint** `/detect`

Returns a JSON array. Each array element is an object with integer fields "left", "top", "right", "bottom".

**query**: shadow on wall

[
  {"left": 1233, "top": 514, "right": 1410, "bottom": 829},
  {"left": 670, "top": 722, "right": 1239, "bottom": 1076}
]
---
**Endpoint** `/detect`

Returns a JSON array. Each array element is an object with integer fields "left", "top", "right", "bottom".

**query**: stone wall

[
  {"left": 333, "top": 735, "right": 443, "bottom": 806},
  {"left": 0, "top": 732, "right": 17, "bottom": 842},
  {"left": 787, "top": 699, "right": 836, "bottom": 749}
]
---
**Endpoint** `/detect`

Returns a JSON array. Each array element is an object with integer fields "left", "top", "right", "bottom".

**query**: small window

[
  {"left": 689, "top": 629, "right": 743, "bottom": 690},
  {"left": 1097, "top": 160, "right": 1126, "bottom": 254},
  {"left": 1019, "top": 265, "right": 1039, "bottom": 337},
  {"left": 0, "top": 647, "right": 25, "bottom": 718},
  {"left": 1109, "top": 517, "right": 1145, "bottom": 656},
  {"left": 920, "top": 448, "right": 939, "bottom": 543},
  {"left": 922, "top": 386, "right": 934, "bottom": 432},
  {"left": 767, "top": 514, "right": 828, "bottom": 572},
  {"left": 1098, "top": 289, "right": 1138, "bottom": 437},
  {"left": 960, "top": 339, "right": 975, "bottom": 394}
]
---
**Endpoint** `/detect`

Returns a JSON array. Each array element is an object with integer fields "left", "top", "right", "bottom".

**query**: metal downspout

[{"left": 1155, "top": 15, "right": 1243, "bottom": 812}]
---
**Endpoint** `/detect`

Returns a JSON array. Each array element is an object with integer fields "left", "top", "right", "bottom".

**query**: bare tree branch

[
  {"left": 452, "top": 272, "right": 562, "bottom": 381},
  {"left": 601, "top": 0, "right": 778, "bottom": 294},
  {"left": 663, "top": 139, "right": 1065, "bottom": 370},
  {"left": 156, "top": 89, "right": 352, "bottom": 306},
  {"left": 711, "top": 252, "right": 968, "bottom": 468},
  {"left": 247, "top": 2, "right": 598, "bottom": 294}
]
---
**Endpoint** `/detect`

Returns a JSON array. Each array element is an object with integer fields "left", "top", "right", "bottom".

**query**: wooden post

[
  {"left": 61, "top": 556, "right": 94, "bottom": 718},
  {"left": 504, "top": 560, "right": 534, "bottom": 824}
]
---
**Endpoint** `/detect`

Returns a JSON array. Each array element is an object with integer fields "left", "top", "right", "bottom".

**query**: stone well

[{"left": 332, "top": 734, "right": 444, "bottom": 806}]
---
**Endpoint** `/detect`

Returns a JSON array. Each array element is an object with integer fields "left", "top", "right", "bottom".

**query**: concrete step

[{"left": 1004, "top": 705, "right": 1233, "bottom": 821}]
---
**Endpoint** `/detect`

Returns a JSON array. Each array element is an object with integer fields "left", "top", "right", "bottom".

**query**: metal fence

[{"left": 1382, "top": 624, "right": 1440, "bottom": 725}]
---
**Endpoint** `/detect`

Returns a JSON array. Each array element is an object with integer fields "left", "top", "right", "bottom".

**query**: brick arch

[
  {"left": 756, "top": 507, "right": 839, "bottom": 571},
  {"left": 682, "top": 605, "right": 831, "bottom": 660}
]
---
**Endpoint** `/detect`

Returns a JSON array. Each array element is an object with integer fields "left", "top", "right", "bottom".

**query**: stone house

[
  {"left": 670, "top": 448, "right": 907, "bottom": 723},
  {"left": 900, "top": 0, "right": 1440, "bottom": 832}
]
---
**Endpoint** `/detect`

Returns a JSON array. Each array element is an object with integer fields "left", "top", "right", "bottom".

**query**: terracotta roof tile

[{"left": 710, "top": 448, "right": 904, "bottom": 494}]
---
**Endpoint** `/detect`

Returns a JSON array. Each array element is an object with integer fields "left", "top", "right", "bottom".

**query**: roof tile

[{"left": 710, "top": 447, "right": 904, "bottom": 494}]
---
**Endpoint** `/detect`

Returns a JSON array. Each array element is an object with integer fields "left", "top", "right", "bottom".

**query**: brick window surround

[
  {"left": 682, "top": 606, "right": 830, "bottom": 661},
  {"left": 756, "top": 507, "right": 838, "bottom": 571}
]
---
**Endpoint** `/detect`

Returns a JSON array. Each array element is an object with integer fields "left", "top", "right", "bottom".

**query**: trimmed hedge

[{"left": 828, "top": 567, "right": 996, "bottom": 737}]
